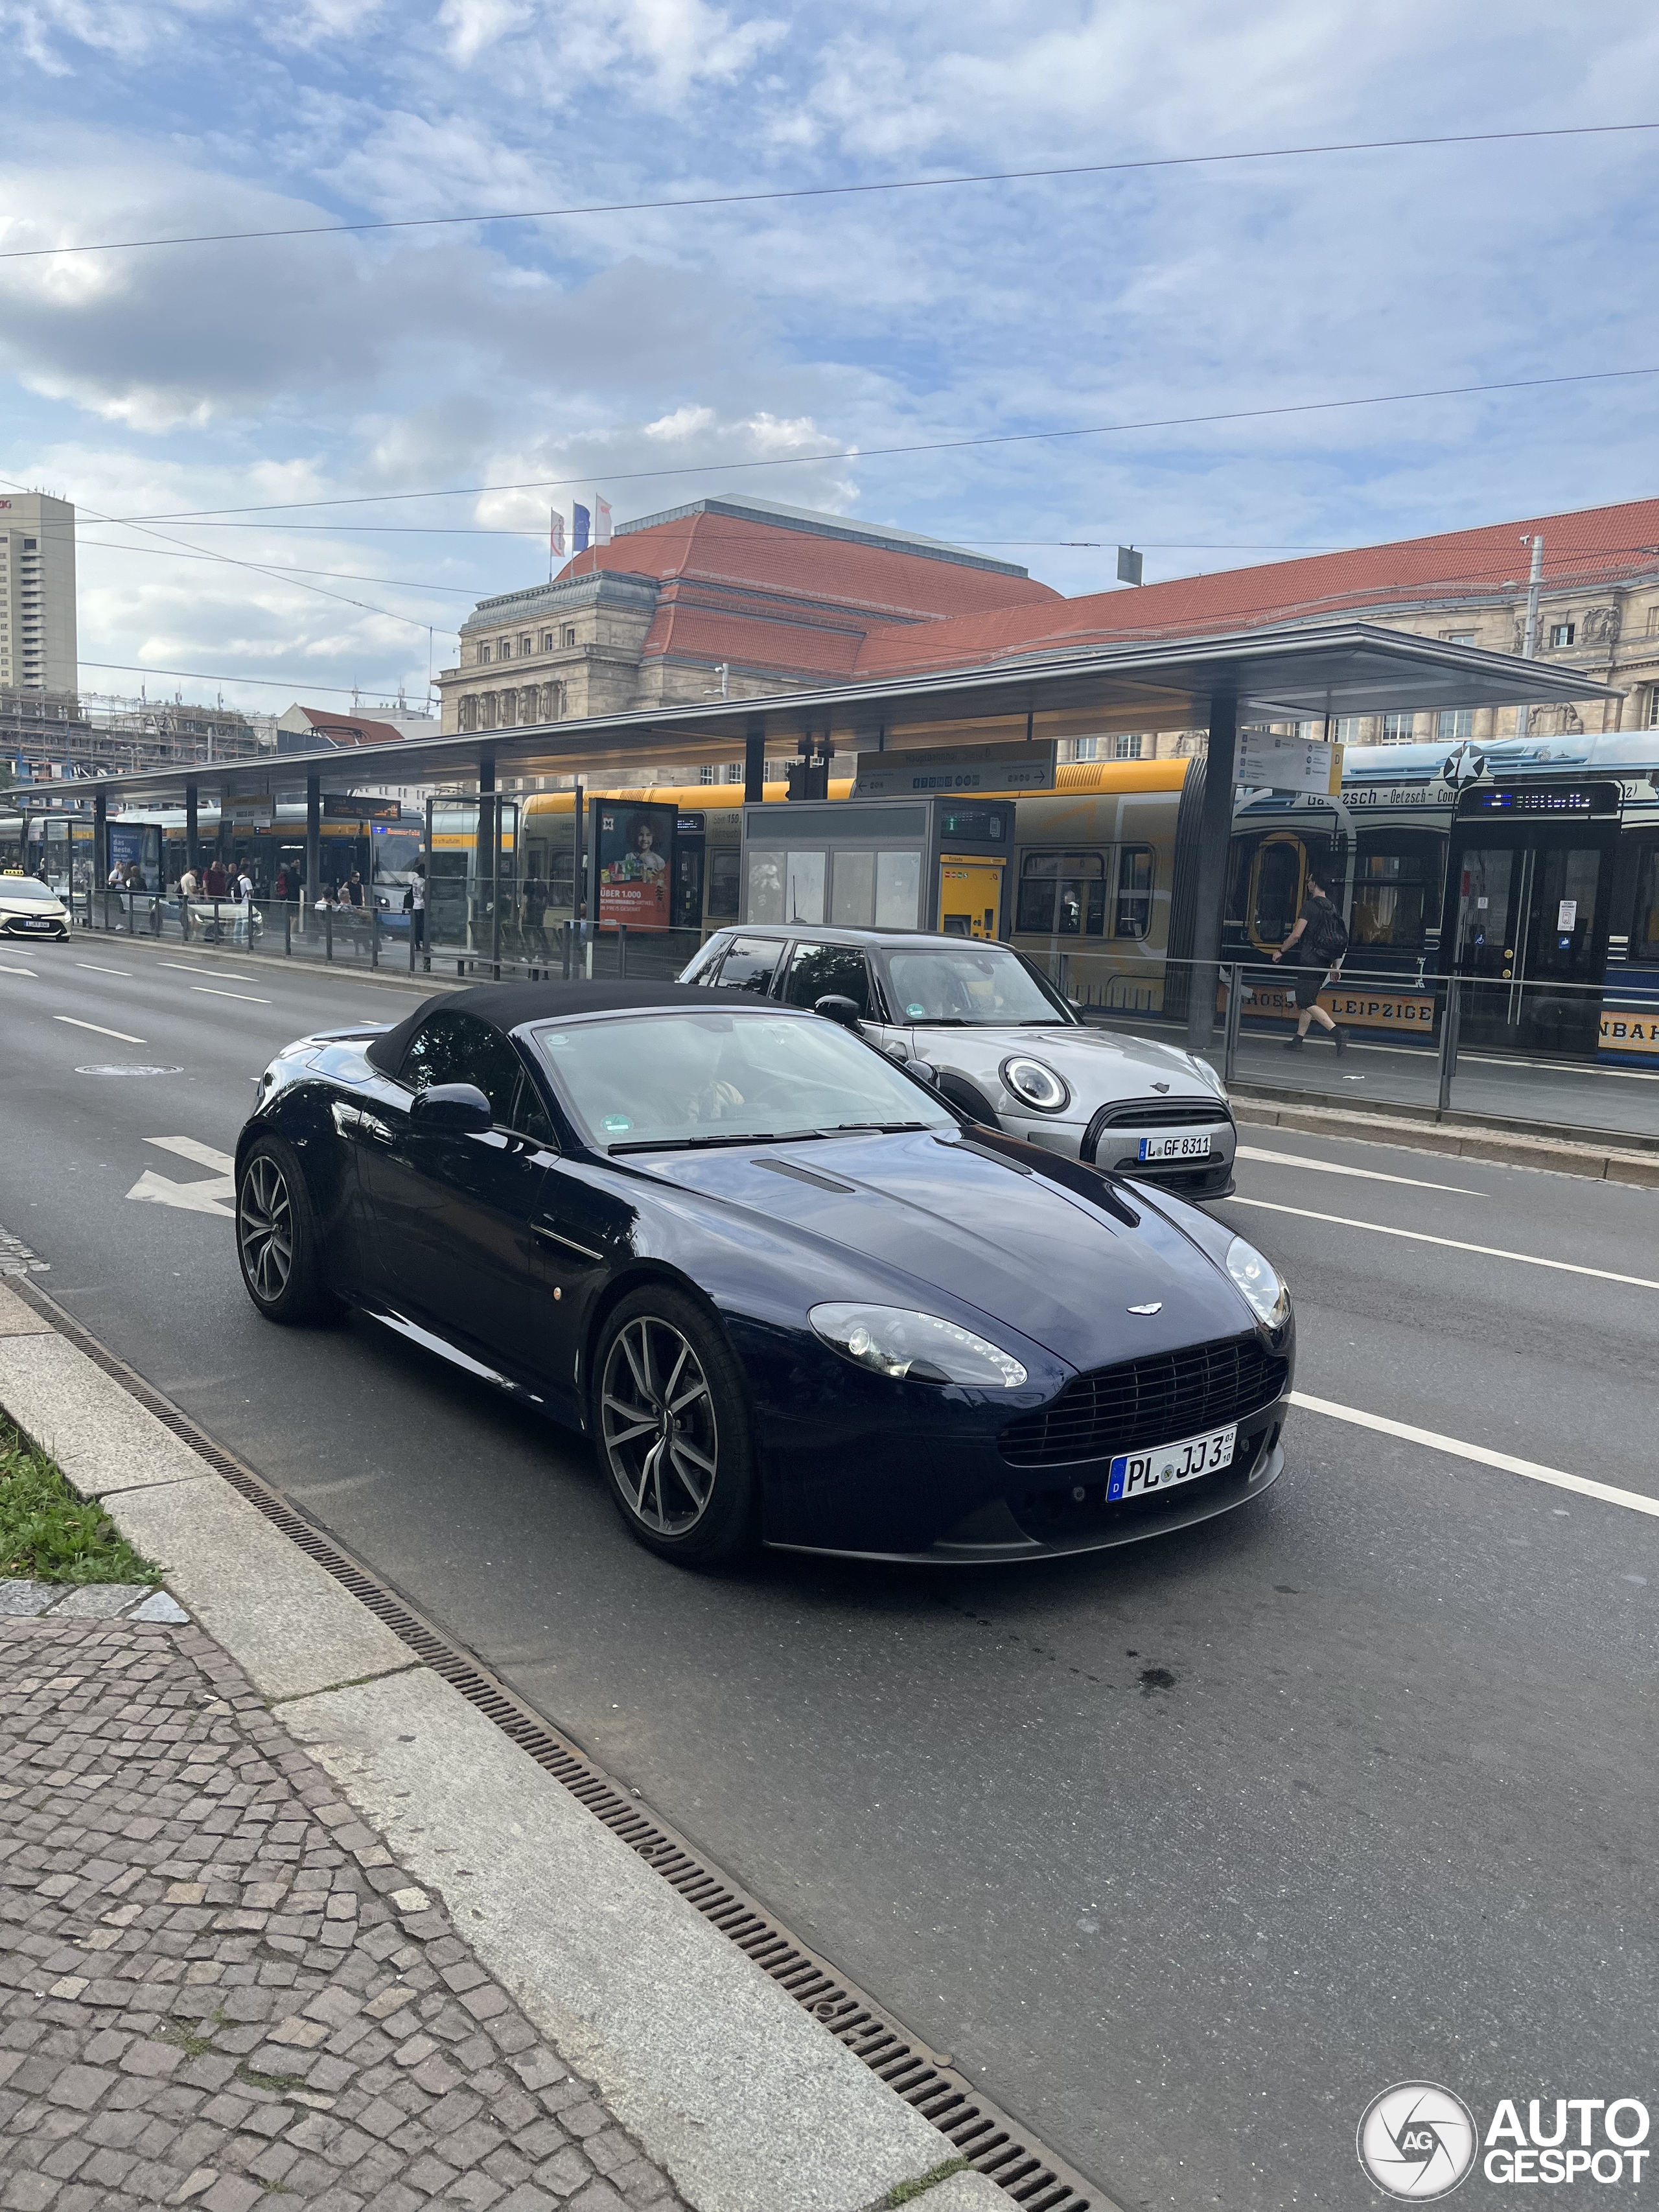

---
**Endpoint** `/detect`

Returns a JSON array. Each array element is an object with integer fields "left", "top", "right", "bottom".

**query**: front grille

[
  {"left": 1100, "top": 1099, "right": 1227, "bottom": 1128},
  {"left": 1001, "top": 1331, "right": 1288, "bottom": 1469},
  {"left": 1083, "top": 1098, "right": 1230, "bottom": 1162}
]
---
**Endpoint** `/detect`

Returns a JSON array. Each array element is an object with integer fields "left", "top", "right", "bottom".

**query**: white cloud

[{"left": 4, "top": 0, "right": 1659, "bottom": 708}]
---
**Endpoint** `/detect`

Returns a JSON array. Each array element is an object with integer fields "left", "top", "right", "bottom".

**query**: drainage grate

[{"left": 12, "top": 1275, "right": 1113, "bottom": 2212}]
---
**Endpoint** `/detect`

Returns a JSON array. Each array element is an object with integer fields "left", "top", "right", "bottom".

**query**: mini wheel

[
  {"left": 592, "top": 1286, "right": 758, "bottom": 1566},
  {"left": 236, "top": 1137, "right": 341, "bottom": 1325}
]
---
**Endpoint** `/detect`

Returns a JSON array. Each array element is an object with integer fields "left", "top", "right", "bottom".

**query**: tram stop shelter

[{"left": 28, "top": 620, "right": 1616, "bottom": 1044}]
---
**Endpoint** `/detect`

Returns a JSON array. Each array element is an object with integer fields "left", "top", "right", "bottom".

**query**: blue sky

[{"left": 3, "top": 0, "right": 1658, "bottom": 715}]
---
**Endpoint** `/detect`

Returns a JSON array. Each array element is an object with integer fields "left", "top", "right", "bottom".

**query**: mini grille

[
  {"left": 1001, "top": 1332, "right": 1288, "bottom": 1469},
  {"left": 1094, "top": 1099, "right": 1229, "bottom": 1130}
]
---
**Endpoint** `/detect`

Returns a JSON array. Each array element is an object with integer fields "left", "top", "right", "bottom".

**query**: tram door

[{"left": 1447, "top": 784, "right": 1621, "bottom": 1055}]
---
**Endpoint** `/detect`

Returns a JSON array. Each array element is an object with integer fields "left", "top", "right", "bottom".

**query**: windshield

[
  {"left": 881, "top": 944, "right": 1071, "bottom": 1025},
  {"left": 0, "top": 877, "right": 62, "bottom": 905},
  {"left": 535, "top": 1008, "right": 955, "bottom": 1151}
]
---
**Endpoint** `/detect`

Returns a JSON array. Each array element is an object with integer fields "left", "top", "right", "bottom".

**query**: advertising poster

[{"left": 597, "top": 800, "right": 676, "bottom": 929}]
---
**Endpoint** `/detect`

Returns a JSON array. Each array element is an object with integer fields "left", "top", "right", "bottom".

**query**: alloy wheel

[
  {"left": 600, "top": 1316, "right": 719, "bottom": 1537},
  {"left": 239, "top": 1154, "right": 294, "bottom": 1304}
]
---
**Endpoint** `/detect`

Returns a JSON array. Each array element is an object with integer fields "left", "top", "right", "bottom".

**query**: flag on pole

[
  {"left": 594, "top": 496, "right": 613, "bottom": 546},
  {"left": 549, "top": 508, "right": 565, "bottom": 561},
  {"left": 573, "top": 503, "right": 591, "bottom": 555}
]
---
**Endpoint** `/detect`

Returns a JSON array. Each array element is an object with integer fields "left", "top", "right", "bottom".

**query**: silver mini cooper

[{"left": 680, "top": 924, "right": 1235, "bottom": 1199}]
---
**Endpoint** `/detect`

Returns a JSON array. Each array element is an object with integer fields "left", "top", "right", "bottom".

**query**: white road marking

[
  {"left": 126, "top": 1135, "right": 237, "bottom": 1216},
  {"left": 1236, "top": 1145, "right": 1483, "bottom": 1195},
  {"left": 191, "top": 984, "right": 271, "bottom": 1004},
  {"left": 53, "top": 1014, "right": 146, "bottom": 1043},
  {"left": 146, "top": 1135, "right": 237, "bottom": 1174},
  {"left": 126, "top": 1167, "right": 235, "bottom": 1216},
  {"left": 76, "top": 962, "right": 132, "bottom": 976},
  {"left": 0, "top": 963, "right": 40, "bottom": 977},
  {"left": 159, "top": 961, "right": 257, "bottom": 983},
  {"left": 1231, "top": 1195, "right": 1659, "bottom": 1292},
  {"left": 1292, "top": 1391, "right": 1659, "bottom": 1520}
]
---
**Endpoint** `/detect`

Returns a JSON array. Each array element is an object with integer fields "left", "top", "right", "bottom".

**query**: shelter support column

[
  {"left": 743, "top": 727, "right": 765, "bottom": 808},
  {"left": 185, "top": 782, "right": 199, "bottom": 878},
  {"left": 93, "top": 787, "right": 107, "bottom": 894},
  {"left": 1185, "top": 692, "right": 1237, "bottom": 1052},
  {"left": 305, "top": 775, "right": 320, "bottom": 934},
  {"left": 478, "top": 749, "right": 496, "bottom": 972}
]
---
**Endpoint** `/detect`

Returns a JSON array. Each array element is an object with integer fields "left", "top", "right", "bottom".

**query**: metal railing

[
  {"left": 56, "top": 891, "right": 1659, "bottom": 1147},
  {"left": 1028, "top": 948, "right": 1659, "bottom": 1145}
]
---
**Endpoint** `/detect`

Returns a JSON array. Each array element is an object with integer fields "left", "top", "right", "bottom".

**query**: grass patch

[
  {"left": 885, "top": 2160, "right": 969, "bottom": 2207},
  {"left": 0, "top": 1422, "right": 159, "bottom": 1585}
]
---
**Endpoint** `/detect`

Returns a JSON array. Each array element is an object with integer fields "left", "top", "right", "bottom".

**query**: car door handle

[{"left": 532, "top": 1222, "right": 604, "bottom": 1261}]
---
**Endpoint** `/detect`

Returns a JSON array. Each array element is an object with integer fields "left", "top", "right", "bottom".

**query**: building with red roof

[
  {"left": 437, "top": 497, "right": 1060, "bottom": 741},
  {"left": 437, "top": 494, "right": 1659, "bottom": 760}
]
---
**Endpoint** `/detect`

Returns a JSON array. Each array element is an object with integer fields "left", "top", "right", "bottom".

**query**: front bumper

[
  {"left": 1010, "top": 1110, "right": 1236, "bottom": 1200},
  {"left": 769, "top": 1404, "right": 1287, "bottom": 1564},
  {"left": 740, "top": 1315, "right": 1290, "bottom": 1565},
  {"left": 1, "top": 916, "right": 69, "bottom": 938}
]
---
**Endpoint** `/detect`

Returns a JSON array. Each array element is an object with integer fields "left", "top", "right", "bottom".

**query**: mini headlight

[
  {"left": 1190, "top": 1054, "right": 1227, "bottom": 1096},
  {"left": 1226, "top": 1236, "right": 1292, "bottom": 1331},
  {"left": 1000, "top": 1056, "right": 1071, "bottom": 1113},
  {"left": 809, "top": 1303, "right": 1028, "bottom": 1388}
]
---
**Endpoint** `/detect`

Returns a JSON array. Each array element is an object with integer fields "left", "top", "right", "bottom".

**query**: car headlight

[
  {"left": 809, "top": 1303, "right": 1028, "bottom": 1388},
  {"left": 999, "top": 1056, "right": 1071, "bottom": 1113},
  {"left": 1226, "top": 1237, "right": 1291, "bottom": 1331},
  {"left": 1190, "top": 1054, "right": 1227, "bottom": 1096}
]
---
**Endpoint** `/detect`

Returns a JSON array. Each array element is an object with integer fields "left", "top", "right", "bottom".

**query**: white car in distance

[{"left": 680, "top": 924, "right": 1235, "bottom": 1200}]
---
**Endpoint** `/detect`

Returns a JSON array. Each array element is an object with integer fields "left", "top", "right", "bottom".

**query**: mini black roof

[
  {"left": 710, "top": 923, "right": 973, "bottom": 948},
  {"left": 363, "top": 978, "right": 790, "bottom": 1075}
]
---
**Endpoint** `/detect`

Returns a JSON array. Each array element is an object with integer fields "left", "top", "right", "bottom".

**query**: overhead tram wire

[
  {"left": 75, "top": 536, "right": 483, "bottom": 593},
  {"left": 111, "top": 363, "right": 1659, "bottom": 524},
  {"left": 3, "top": 120, "right": 1656, "bottom": 262},
  {"left": 0, "top": 473, "right": 458, "bottom": 642},
  {"left": 76, "top": 661, "right": 436, "bottom": 701}
]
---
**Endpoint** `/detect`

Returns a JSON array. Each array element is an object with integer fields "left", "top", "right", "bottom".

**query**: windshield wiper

[{"left": 608, "top": 1129, "right": 824, "bottom": 1155}]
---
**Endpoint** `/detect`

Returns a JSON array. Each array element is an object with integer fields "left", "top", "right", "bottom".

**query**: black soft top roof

[{"left": 362, "top": 978, "right": 783, "bottom": 1075}]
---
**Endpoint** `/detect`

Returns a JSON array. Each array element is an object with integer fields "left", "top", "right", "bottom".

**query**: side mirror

[
  {"left": 905, "top": 1058, "right": 941, "bottom": 1088},
  {"left": 813, "top": 994, "right": 864, "bottom": 1032},
  {"left": 412, "top": 1082, "right": 494, "bottom": 1135}
]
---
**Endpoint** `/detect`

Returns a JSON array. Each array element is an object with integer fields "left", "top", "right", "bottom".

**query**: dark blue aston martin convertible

[{"left": 235, "top": 981, "right": 1294, "bottom": 1566}]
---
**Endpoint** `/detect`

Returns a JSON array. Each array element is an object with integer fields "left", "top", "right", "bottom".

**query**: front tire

[
  {"left": 592, "top": 1287, "right": 759, "bottom": 1566},
  {"left": 236, "top": 1136, "right": 341, "bottom": 1325}
]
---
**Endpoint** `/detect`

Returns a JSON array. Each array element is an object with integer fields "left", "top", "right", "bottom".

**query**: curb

[
  {"left": 1232, "top": 1095, "right": 1659, "bottom": 1188},
  {"left": 0, "top": 1282, "right": 1015, "bottom": 2212}
]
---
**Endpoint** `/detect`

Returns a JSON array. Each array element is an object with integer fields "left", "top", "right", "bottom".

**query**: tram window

[
  {"left": 782, "top": 942, "right": 872, "bottom": 1016},
  {"left": 1630, "top": 846, "right": 1659, "bottom": 960},
  {"left": 1351, "top": 848, "right": 1435, "bottom": 951},
  {"left": 399, "top": 1012, "right": 524, "bottom": 1124},
  {"left": 1017, "top": 851, "right": 1106, "bottom": 936},
  {"left": 707, "top": 847, "right": 740, "bottom": 919},
  {"left": 1250, "top": 841, "right": 1305, "bottom": 947},
  {"left": 1114, "top": 847, "right": 1154, "bottom": 938}
]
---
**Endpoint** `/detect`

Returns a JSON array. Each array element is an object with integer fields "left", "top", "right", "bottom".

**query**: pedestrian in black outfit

[{"left": 1272, "top": 873, "right": 1351, "bottom": 1051}]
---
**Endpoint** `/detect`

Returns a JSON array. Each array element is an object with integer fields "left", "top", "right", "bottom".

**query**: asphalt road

[{"left": 3, "top": 935, "right": 1656, "bottom": 2211}]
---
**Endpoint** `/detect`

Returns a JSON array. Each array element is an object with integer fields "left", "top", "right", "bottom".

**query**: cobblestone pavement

[{"left": 0, "top": 1616, "right": 691, "bottom": 2212}]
